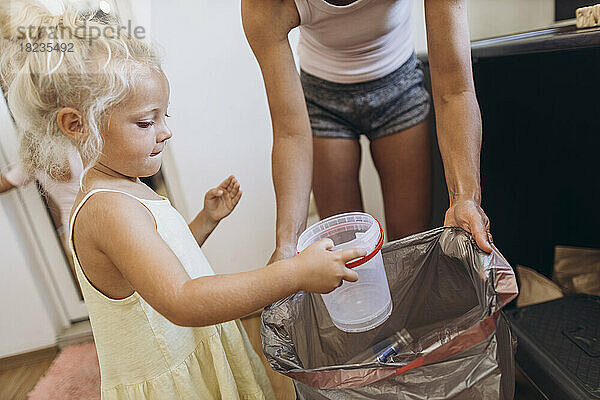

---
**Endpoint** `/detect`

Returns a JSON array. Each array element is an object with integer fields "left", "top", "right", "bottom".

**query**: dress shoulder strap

[
  {"left": 67, "top": 188, "right": 155, "bottom": 303},
  {"left": 68, "top": 188, "right": 159, "bottom": 247}
]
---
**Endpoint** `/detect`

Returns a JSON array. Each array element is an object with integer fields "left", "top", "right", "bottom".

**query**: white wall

[
  {"left": 149, "top": 0, "right": 562, "bottom": 274},
  {"left": 412, "top": 0, "right": 558, "bottom": 54},
  {"left": 148, "top": 1, "right": 277, "bottom": 273},
  {"left": 467, "top": 0, "right": 556, "bottom": 41}
]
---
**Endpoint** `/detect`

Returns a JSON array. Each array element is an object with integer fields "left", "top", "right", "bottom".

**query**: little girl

[{"left": 0, "top": 2, "right": 364, "bottom": 399}]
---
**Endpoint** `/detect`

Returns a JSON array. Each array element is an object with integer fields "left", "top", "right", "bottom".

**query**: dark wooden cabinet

[
  {"left": 475, "top": 47, "right": 600, "bottom": 277},
  {"left": 422, "top": 27, "right": 600, "bottom": 278}
]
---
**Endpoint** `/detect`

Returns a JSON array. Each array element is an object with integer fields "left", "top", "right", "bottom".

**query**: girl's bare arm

[
  {"left": 79, "top": 192, "right": 361, "bottom": 327},
  {"left": 188, "top": 176, "right": 242, "bottom": 247}
]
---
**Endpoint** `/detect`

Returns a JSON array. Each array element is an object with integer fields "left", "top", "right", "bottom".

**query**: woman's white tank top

[{"left": 294, "top": 0, "right": 414, "bottom": 83}]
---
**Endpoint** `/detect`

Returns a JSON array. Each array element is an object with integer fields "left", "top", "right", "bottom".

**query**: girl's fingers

[
  {"left": 219, "top": 175, "right": 233, "bottom": 190},
  {"left": 231, "top": 181, "right": 240, "bottom": 196},
  {"left": 206, "top": 188, "right": 217, "bottom": 199},
  {"left": 315, "top": 238, "right": 335, "bottom": 250},
  {"left": 342, "top": 267, "right": 359, "bottom": 282},
  {"left": 233, "top": 190, "right": 242, "bottom": 204},
  {"left": 228, "top": 176, "right": 237, "bottom": 191},
  {"left": 206, "top": 188, "right": 223, "bottom": 199},
  {"left": 338, "top": 248, "right": 368, "bottom": 263},
  {"left": 220, "top": 176, "right": 237, "bottom": 195}
]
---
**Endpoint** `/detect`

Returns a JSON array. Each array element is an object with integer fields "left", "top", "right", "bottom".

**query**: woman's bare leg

[
  {"left": 312, "top": 137, "right": 364, "bottom": 219},
  {"left": 370, "top": 121, "right": 432, "bottom": 241}
]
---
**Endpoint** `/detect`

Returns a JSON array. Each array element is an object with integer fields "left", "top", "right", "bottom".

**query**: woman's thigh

[
  {"left": 312, "top": 137, "right": 363, "bottom": 219},
  {"left": 302, "top": 54, "right": 432, "bottom": 226},
  {"left": 369, "top": 120, "right": 432, "bottom": 241}
]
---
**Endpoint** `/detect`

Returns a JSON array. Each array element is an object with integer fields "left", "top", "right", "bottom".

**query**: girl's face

[{"left": 99, "top": 67, "right": 172, "bottom": 178}]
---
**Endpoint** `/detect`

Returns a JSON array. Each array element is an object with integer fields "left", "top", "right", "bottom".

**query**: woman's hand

[
  {"left": 203, "top": 175, "right": 242, "bottom": 224},
  {"left": 444, "top": 197, "right": 493, "bottom": 253},
  {"left": 291, "top": 238, "right": 364, "bottom": 294}
]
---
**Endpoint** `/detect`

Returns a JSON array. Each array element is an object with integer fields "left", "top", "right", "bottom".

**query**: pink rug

[{"left": 28, "top": 342, "right": 100, "bottom": 400}]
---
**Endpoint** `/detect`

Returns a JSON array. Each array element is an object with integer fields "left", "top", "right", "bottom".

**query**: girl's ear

[{"left": 57, "top": 107, "right": 85, "bottom": 141}]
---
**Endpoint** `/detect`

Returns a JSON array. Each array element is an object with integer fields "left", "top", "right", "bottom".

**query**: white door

[
  {"left": 0, "top": 95, "right": 88, "bottom": 322},
  {"left": 0, "top": 0, "right": 188, "bottom": 324}
]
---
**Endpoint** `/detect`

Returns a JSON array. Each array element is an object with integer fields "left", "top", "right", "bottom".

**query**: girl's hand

[
  {"left": 291, "top": 238, "right": 365, "bottom": 294},
  {"left": 204, "top": 175, "right": 242, "bottom": 223}
]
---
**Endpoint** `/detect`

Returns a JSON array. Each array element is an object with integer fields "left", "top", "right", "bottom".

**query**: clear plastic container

[{"left": 297, "top": 212, "right": 392, "bottom": 333}]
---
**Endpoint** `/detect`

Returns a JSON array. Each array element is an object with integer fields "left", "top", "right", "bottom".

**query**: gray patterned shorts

[{"left": 300, "top": 53, "right": 431, "bottom": 141}]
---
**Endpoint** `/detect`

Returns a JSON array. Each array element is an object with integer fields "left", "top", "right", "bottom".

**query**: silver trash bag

[{"left": 261, "top": 227, "right": 519, "bottom": 399}]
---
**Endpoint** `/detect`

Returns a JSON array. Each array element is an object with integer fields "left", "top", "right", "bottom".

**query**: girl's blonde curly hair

[{"left": 0, "top": 0, "right": 161, "bottom": 182}]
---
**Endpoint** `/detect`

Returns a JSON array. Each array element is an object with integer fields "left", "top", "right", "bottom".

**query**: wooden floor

[
  {"left": 0, "top": 346, "right": 57, "bottom": 400},
  {"left": 0, "top": 315, "right": 543, "bottom": 400}
]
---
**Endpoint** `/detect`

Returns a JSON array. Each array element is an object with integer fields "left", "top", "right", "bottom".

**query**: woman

[{"left": 242, "top": 0, "right": 493, "bottom": 262}]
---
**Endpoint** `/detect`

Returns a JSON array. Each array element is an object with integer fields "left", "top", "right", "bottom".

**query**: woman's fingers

[{"left": 468, "top": 213, "right": 493, "bottom": 253}]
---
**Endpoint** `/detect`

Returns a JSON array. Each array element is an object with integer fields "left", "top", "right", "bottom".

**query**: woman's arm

[
  {"left": 425, "top": 0, "right": 492, "bottom": 252},
  {"left": 241, "top": 0, "right": 313, "bottom": 262},
  {"left": 80, "top": 192, "right": 361, "bottom": 327}
]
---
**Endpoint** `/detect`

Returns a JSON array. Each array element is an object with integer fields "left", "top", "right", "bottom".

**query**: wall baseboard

[{"left": 57, "top": 319, "right": 93, "bottom": 350}]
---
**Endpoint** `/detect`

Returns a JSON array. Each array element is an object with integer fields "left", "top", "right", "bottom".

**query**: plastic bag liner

[{"left": 261, "top": 227, "right": 519, "bottom": 399}]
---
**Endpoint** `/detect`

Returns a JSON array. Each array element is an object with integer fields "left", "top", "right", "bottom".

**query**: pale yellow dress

[{"left": 68, "top": 188, "right": 276, "bottom": 400}]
